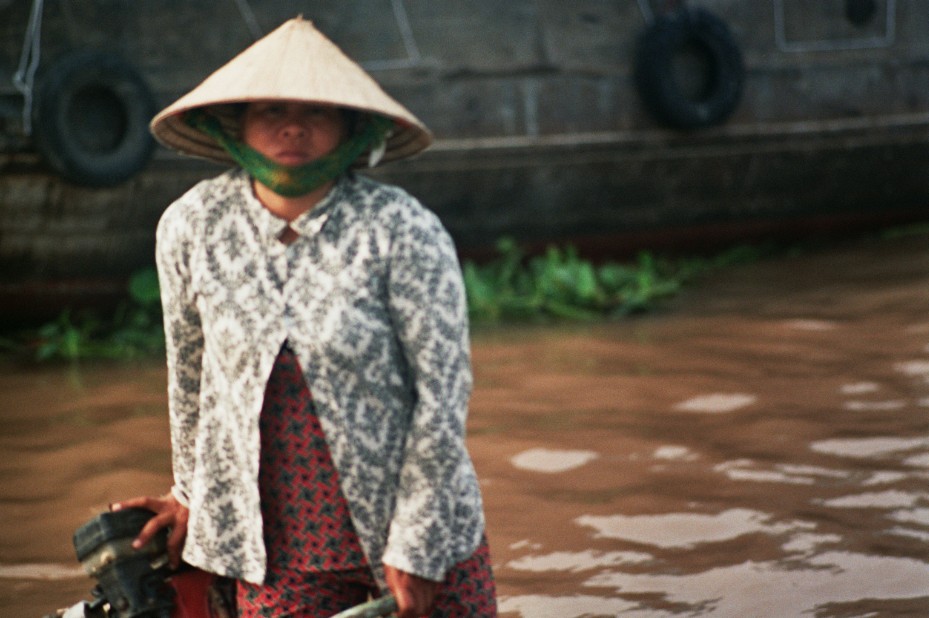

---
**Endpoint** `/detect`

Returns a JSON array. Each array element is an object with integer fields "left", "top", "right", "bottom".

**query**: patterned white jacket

[{"left": 155, "top": 169, "right": 485, "bottom": 585}]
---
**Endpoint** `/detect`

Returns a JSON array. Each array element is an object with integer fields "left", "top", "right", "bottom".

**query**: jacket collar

[{"left": 235, "top": 169, "right": 349, "bottom": 245}]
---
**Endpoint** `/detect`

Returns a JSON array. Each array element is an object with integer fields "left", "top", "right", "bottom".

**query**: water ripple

[{"left": 0, "top": 563, "right": 85, "bottom": 580}]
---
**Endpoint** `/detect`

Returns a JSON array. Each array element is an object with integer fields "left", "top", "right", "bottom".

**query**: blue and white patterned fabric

[{"left": 155, "top": 168, "right": 484, "bottom": 586}]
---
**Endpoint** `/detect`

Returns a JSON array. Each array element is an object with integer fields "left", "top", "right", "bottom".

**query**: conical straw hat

[{"left": 150, "top": 17, "right": 432, "bottom": 167}]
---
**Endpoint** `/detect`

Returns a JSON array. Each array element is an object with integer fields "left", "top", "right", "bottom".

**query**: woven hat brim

[{"left": 149, "top": 17, "right": 432, "bottom": 167}]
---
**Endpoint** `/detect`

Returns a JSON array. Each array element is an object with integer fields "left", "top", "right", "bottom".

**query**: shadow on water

[{"left": 4, "top": 232, "right": 929, "bottom": 616}]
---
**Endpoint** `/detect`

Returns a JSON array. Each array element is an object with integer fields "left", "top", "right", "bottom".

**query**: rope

[
  {"left": 362, "top": 0, "right": 424, "bottom": 71},
  {"left": 636, "top": 0, "right": 654, "bottom": 24},
  {"left": 231, "top": 0, "right": 263, "bottom": 40},
  {"left": 392, "top": 0, "right": 421, "bottom": 62},
  {"left": 12, "top": 0, "right": 45, "bottom": 135}
]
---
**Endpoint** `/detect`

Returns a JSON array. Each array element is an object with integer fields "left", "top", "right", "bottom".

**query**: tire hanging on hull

[
  {"left": 32, "top": 50, "right": 157, "bottom": 186},
  {"left": 634, "top": 7, "right": 745, "bottom": 130}
]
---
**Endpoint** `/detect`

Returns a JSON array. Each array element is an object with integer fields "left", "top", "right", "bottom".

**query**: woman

[{"left": 113, "top": 17, "right": 496, "bottom": 617}]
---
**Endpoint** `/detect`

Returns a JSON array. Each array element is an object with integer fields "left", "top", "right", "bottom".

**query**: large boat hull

[{"left": 1, "top": 0, "right": 928, "bottom": 319}]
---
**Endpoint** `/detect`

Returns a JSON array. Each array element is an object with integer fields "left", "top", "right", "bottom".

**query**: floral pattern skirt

[{"left": 236, "top": 343, "right": 496, "bottom": 616}]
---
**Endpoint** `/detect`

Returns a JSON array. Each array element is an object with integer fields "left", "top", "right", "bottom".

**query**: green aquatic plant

[
  {"left": 32, "top": 268, "right": 164, "bottom": 361},
  {"left": 8, "top": 238, "right": 766, "bottom": 360},
  {"left": 463, "top": 238, "right": 763, "bottom": 322}
]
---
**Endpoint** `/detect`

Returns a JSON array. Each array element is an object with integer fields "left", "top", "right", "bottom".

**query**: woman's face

[{"left": 241, "top": 101, "right": 346, "bottom": 166}]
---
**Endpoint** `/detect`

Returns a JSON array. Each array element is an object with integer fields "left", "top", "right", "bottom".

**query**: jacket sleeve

[
  {"left": 381, "top": 202, "right": 476, "bottom": 581},
  {"left": 155, "top": 199, "right": 204, "bottom": 507}
]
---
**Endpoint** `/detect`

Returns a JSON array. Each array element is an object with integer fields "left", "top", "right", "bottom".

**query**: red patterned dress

[{"left": 237, "top": 343, "right": 496, "bottom": 617}]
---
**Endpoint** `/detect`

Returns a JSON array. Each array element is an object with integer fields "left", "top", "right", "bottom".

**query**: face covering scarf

[{"left": 185, "top": 108, "right": 393, "bottom": 197}]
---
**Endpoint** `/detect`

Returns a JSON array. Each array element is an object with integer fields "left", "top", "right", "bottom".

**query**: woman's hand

[
  {"left": 383, "top": 564, "right": 440, "bottom": 618},
  {"left": 111, "top": 493, "right": 189, "bottom": 569}
]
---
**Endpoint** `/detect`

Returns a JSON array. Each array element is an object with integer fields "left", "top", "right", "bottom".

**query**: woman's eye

[{"left": 253, "top": 104, "right": 285, "bottom": 118}]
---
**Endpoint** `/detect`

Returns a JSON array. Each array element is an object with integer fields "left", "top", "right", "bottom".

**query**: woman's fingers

[
  {"left": 110, "top": 495, "right": 156, "bottom": 511},
  {"left": 384, "top": 564, "right": 440, "bottom": 617},
  {"left": 166, "top": 506, "right": 189, "bottom": 568},
  {"left": 110, "top": 493, "right": 189, "bottom": 568},
  {"left": 134, "top": 510, "right": 173, "bottom": 549}
]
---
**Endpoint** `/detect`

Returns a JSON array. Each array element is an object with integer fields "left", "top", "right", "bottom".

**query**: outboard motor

[
  {"left": 72, "top": 508, "right": 174, "bottom": 617},
  {"left": 46, "top": 508, "right": 229, "bottom": 618},
  {"left": 46, "top": 507, "right": 391, "bottom": 617}
]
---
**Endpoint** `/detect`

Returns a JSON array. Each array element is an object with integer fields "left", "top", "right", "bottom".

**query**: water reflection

[
  {"left": 511, "top": 449, "right": 599, "bottom": 473},
  {"left": 476, "top": 233, "right": 929, "bottom": 616},
  {"left": 575, "top": 509, "right": 807, "bottom": 549},
  {"left": 5, "top": 234, "right": 929, "bottom": 616},
  {"left": 673, "top": 393, "right": 757, "bottom": 413},
  {"left": 0, "top": 564, "right": 84, "bottom": 580},
  {"left": 581, "top": 551, "right": 929, "bottom": 617},
  {"left": 810, "top": 436, "right": 929, "bottom": 459}
]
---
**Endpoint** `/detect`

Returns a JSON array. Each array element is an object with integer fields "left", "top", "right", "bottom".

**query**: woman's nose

[{"left": 280, "top": 118, "right": 307, "bottom": 138}]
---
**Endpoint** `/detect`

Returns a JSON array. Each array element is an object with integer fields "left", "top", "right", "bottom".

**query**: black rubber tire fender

[
  {"left": 32, "top": 50, "right": 157, "bottom": 186},
  {"left": 634, "top": 7, "right": 745, "bottom": 130}
]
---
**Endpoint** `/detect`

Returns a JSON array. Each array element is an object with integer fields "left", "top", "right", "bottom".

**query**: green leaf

[{"left": 129, "top": 268, "right": 161, "bottom": 305}]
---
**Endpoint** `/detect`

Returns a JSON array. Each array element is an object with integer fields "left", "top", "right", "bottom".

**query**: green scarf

[{"left": 185, "top": 108, "right": 393, "bottom": 197}]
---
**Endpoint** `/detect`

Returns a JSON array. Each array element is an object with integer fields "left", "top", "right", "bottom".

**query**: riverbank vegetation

[
  {"left": 0, "top": 269, "right": 163, "bottom": 362},
  {"left": 464, "top": 238, "right": 764, "bottom": 321},
  {"left": 2, "top": 238, "right": 770, "bottom": 361}
]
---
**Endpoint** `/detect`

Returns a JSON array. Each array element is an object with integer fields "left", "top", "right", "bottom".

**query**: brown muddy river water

[{"left": 3, "top": 232, "right": 929, "bottom": 617}]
